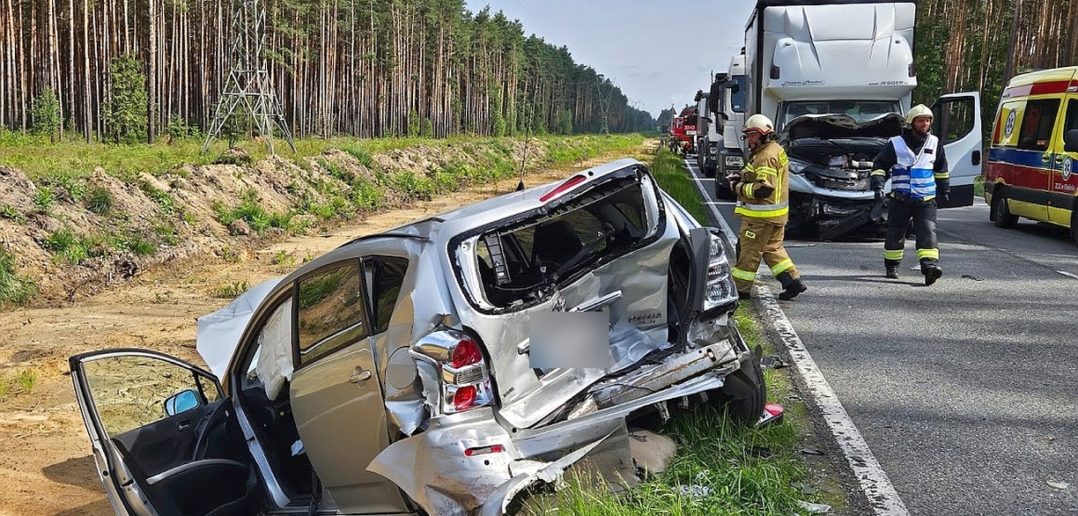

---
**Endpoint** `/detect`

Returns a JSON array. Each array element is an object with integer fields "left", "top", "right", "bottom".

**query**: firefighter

[
  {"left": 731, "top": 114, "right": 807, "bottom": 300},
  {"left": 870, "top": 104, "right": 949, "bottom": 285}
]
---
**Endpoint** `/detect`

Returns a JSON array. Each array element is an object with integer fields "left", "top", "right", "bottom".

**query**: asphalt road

[{"left": 683, "top": 157, "right": 1078, "bottom": 515}]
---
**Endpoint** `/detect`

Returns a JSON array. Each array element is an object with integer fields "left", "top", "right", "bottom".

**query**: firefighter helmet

[
  {"left": 743, "top": 114, "right": 774, "bottom": 134},
  {"left": 906, "top": 104, "right": 934, "bottom": 125}
]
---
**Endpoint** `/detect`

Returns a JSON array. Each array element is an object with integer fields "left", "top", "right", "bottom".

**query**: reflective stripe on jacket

[
  {"left": 735, "top": 140, "right": 790, "bottom": 224},
  {"left": 889, "top": 134, "right": 938, "bottom": 200}
]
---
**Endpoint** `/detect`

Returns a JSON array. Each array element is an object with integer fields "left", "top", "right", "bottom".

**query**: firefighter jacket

[
  {"left": 871, "top": 129, "right": 949, "bottom": 202},
  {"left": 735, "top": 140, "right": 790, "bottom": 225}
]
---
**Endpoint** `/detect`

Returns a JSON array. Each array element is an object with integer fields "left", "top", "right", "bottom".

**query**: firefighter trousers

[
  {"left": 732, "top": 218, "right": 799, "bottom": 294},
  {"left": 884, "top": 198, "right": 939, "bottom": 269}
]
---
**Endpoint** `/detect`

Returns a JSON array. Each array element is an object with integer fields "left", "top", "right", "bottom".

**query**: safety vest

[
  {"left": 735, "top": 141, "right": 790, "bottom": 223},
  {"left": 890, "top": 134, "right": 938, "bottom": 200}
]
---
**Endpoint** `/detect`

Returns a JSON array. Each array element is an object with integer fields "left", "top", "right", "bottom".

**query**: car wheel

[
  {"left": 991, "top": 188, "right": 1018, "bottom": 228},
  {"left": 711, "top": 351, "right": 766, "bottom": 426}
]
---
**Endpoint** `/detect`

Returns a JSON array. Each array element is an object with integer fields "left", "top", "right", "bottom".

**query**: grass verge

[{"left": 532, "top": 146, "right": 842, "bottom": 515}]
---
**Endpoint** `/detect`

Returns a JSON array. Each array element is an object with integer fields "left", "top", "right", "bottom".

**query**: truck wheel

[
  {"left": 991, "top": 188, "right": 1018, "bottom": 229},
  {"left": 711, "top": 352, "right": 766, "bottom": 426}
]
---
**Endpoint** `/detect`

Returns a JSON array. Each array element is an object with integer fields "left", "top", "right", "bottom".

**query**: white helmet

[
  {"left": 906, "top": 104, "right": 934, "bottom": 125},
  {"left": 743, "top": 114, "right": 774, "bottom": 134}
]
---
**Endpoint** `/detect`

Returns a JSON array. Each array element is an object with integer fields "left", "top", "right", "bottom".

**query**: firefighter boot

[
  {"left": 885, "top": 260, "right": 900, "bottom": 279},
  {"left": 921, "top": 260, "right": 943, "bottom": 286},
  {"left": 777, "top": 271, "right": 808, "bottom": 300}
]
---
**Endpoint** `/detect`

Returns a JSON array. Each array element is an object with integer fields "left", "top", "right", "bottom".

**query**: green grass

[
  {"left": 212, "top": 281, "right": 250, "bottom": 299},
  {"left": 43, "top": 228, "right": 90, "bottom": 264},
  {"left": 16, "top": 369, "right": 37, "bottom": 392},
  {"left": 649, "top": 147, "right": 710, "bottom": 224},
  {"left": 84, "top": 186, "right": 113, "bottom": 214},
  {"left": 0, "top": 203, "right": 25, "bottom": 223},
  {"left": 213, "top": 191, "right": 296, "bottom": 234},
  {"left": 32, "top": 187, "right": 55, "bottom": 214},
  {"left": 0, "top": 248, "right": 37, "bottom": 306}
]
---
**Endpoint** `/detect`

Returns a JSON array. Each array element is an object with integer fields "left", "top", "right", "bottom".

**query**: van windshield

[
  {"left": 471, "top": 179, "right": 652, "bottom": 309},
  {"left": 780, "top": 100, "right": 899, "bottom": 129}
]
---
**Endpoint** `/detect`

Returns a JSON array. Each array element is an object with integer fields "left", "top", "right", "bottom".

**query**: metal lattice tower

[
  {"left": 595, "top": 76, "right": 615, "bottom": 135},
  {"left": 201, "top": 0, "right": 295, "bottom": 154}
]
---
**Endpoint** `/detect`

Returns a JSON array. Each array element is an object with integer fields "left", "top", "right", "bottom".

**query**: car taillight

[
  {"left": 410, "top": 329, "right": 496, "bottom": 416},
  {"left": 451, "top": 338, "right": 482, "bottom": 368},
  {"left": 452, "top": 385, "right": 477, "bottom": 411}
]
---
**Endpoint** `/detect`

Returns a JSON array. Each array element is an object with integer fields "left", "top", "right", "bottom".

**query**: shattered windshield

[
  {"left": 780, "top": 100, "right": 899, "bottom": 129},
  {"left": 470, "top": 180, "right": 651, "bottom": 309}
]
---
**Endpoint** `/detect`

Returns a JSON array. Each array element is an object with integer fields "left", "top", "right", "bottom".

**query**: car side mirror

[
  {"left": 164, "top": 389, "right": 202, "bottom": 416},
  {"left": 729, "top": 83, "right": 740, "bottom": 94},
  {"left": 1065, "top": 129, "right": 1078, "bottom": 153}
]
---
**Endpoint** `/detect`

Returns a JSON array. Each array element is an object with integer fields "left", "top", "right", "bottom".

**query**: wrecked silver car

[
  {"left": 69, "top": 158, "right": 764, "bottom": 516},
  {"left": 782, "top": 111, "right": 905, "bottom": 239}
]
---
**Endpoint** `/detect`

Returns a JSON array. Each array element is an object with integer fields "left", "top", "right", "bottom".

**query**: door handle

[
  {"left": 1041, "top": 154, "right": 1051, "bottom": 163},
  {"left": 177, "top": 420, "right": 192, "bottom": 431},
  {"left": 349, "top": 367, "right": 372, "bottom": 383},
  {"left": 1055, "top": 155, "right": 1065, "bottom": 164}
]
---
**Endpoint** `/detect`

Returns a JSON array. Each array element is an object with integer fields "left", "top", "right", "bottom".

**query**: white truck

[
  {"left": 741, "top": 0, "right": 982, "bottom": 238},
  {"left": 709, "top": 52, "right": 748, "bottom": 198}
]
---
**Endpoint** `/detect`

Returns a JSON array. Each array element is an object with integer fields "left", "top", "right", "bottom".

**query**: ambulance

[{"left": 984, "top": 66, "right": 1078, "bottom": 242}]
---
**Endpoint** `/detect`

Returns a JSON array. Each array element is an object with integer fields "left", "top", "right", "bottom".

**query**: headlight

[
  {"left": 702, "top": 233, "right": 737, "bottom": 311},
  {"left": 724, "top": 155, "right": 744, "bottom": 168},
  {"left": 788, "top": 158, "right": 810, "bottom": 175}
]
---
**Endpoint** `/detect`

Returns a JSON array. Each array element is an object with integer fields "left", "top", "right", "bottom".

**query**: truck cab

[
  {"left": 710, "top": 53, "right": 748, "bottom": 199},
  {"left": 740, "top": 0, "right": 981, "bottom": 239}
]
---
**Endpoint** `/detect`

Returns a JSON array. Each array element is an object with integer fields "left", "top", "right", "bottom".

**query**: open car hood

[{"left": 783, "top": 113, "right": 903, "bottom": 141}]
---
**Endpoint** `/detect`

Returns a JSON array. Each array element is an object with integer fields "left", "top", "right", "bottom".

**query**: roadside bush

[
  {"left": 84, "top": 187, "right": 114, "bottom": 214},
  {"left": 0, "top": 248, "right": 37, "bottom": 306},
  {"left": 342, "top": 146, "right": 374, "bottom": 169},
  {"left": 33, "top": 187, "right": 55, "bottom": 214},
  {"left": 213, "top": 192, "right": 295, "bottom": 233},
  {"left": 350, "top": 178, "right": 383, "bottom": 211},
  {"left": 139, "top": 182, "right": 176, "bottom": 213},
  {"left": 43, "top": 229, "right": 90, "bottom": 264}
]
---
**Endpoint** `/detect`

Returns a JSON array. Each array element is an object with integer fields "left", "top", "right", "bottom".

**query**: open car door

[
  {"left": 933, "top": 91, "right": 982, "bottom": 208},
  {"left": 70, "top": 349, "right": 260, "bottom": 516}
]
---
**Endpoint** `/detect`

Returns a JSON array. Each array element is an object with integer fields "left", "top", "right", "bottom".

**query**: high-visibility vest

[{"left": 890, "top": 134, "right": 938, "bottom": 200}]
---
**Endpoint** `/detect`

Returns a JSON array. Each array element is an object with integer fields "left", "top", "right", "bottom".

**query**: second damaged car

[{"left": 70, "top": 158, "right": 767, "bottom": 516}]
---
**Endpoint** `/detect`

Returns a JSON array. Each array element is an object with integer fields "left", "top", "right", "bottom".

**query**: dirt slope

[{"left": 0, "top": 143, "right": 651, "bottom": 516}]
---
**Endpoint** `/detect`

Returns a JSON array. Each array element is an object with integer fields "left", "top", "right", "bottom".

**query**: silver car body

[{"left": 70, "top": 158, "right": 750, "bottom": 516}]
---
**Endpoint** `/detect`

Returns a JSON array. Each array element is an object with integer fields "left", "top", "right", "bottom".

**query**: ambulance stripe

[{"left": 1002, "top": 80, "right": 1078, "bottom": 99}]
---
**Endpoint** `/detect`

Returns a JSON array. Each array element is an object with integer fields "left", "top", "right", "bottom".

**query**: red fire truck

[{"left": 667, "top": 106, "right": 698, "bottom": 154}]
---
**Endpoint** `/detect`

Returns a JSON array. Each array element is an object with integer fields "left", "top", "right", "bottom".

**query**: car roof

[
  {"left": 338, "top": 157, "right": 645, "bottom": 246},
  {"left": 1003, "top": 66, "right": 1078, "bottom": 98}
]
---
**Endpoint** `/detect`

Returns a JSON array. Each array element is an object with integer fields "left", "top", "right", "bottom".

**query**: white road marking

[{"left": 680, "top": 157, "right": 910, "bottom": 515}]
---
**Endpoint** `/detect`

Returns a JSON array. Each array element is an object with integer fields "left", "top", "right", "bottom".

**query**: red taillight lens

[
  {"left": 540, "top": 174, "right": 587, "bottom": 203},
  {"left": 451, "top": 338, "right": 483, "bottom": 368},
  {"left": 453, "top": 385, "right": 477, "bottom": 411},
  {"left": 464, "top": 444, "right": 505, "bottom": 457}
]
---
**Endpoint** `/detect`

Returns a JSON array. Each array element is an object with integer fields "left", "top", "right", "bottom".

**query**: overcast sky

[{"left": 464, "top": 0, "right": 756, "bottom": 118}]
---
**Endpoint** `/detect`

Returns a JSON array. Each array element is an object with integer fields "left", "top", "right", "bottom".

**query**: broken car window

[
  {"left": 473, "top": 180, "right": 650, "bottom": 308},
  {"left": 364, "top": 256, "right": 409, "bottom": 335}
]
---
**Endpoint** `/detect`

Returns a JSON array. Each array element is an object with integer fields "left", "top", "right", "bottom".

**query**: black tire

[
  {"left": 712, "top": 352, "right": 766, "bottom": 426},
  {"left": 1071, "top": 209, "right": 1078, "bottom": 245},
  {"left": 991, "top": 187, "right": 1018, "bottom": 228}
]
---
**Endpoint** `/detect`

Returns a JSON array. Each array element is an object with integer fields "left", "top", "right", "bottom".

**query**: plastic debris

[
  {"left": 1047, "top": 481, "right": 1069, "bottom": 490},
  {"left": 797, "top": 501, "right": 832, "bottom": 513},
  {"left": 677, "top": 484, "right": 712, "bottom": 499},
  {"left": 799, "top": 448, "right": 825, "bottom": 456}
]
